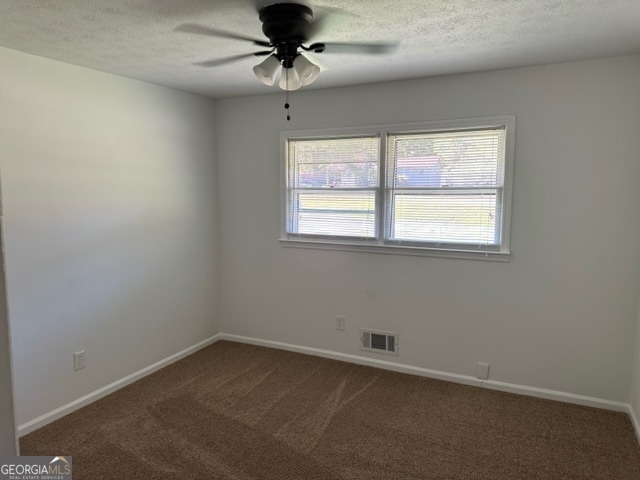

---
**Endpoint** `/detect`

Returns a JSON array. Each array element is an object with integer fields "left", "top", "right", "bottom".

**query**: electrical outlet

[
  {"left": 476, "top": 362, "right": 490, "bottom": 380},
  {"left": 335, "top": 315, "right": 345, "bottom": 331},
  {"left": 74, "top": 351, "right": 86, "bottom": 371}
]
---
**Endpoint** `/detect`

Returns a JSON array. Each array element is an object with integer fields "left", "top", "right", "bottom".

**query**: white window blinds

[
  {"left": 386, "top": 128, "right": 506, "bottom": 249},
  {"left": 286, "top": 136, "right": 380, "bottom": 239},
  {"left": 282, "top": 116, "right": 514, "bottom": 260}
]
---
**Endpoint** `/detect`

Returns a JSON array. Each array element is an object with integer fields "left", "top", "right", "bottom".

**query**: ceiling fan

[{"left": 175, "top": 2, "right": 398, "bottom": 92}]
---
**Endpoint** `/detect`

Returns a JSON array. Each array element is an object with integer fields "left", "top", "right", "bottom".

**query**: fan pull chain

[
  {"left": 284, "top": 69, "right": 291, "bottom": 121},
  {"left": 285, "top": 95, "right": 290, "bottom": 121}
]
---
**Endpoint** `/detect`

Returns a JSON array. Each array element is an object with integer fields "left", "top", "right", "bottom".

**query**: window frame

[{"left": 280, "top": 116, "right": 516, "bottom": 262}]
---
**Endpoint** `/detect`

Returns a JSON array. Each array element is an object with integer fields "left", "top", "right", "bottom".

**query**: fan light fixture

[
  {"left": 252, "top": 55, "right": 280, "bottom": 86},
  {"left": 253, "top": 53, "right": 320, "bottom": 90}
]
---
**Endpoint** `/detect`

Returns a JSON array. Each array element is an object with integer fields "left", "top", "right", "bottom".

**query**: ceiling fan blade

[
  {"left": 194, "top": 51, "right": 272, "bottom": 68},
  {"left": 307, "top": 7, "right": 355, "bottom": 41},
  {"left": 321, "top": 42, "right": 399, "bottom": 55},
  {"left": 175, "top": 23, "right": 271, "bottom": 47},
  {"left": 306, "top": 10, "right": 330, "bottom": 41}
]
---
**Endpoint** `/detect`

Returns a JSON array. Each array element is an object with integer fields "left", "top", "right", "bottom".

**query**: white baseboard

[
  {"left": 18, "top": 333, "right": 223, "bottom": 436},
  {"left": 220, "top": 333, "right": 630, "bottom": 413}
]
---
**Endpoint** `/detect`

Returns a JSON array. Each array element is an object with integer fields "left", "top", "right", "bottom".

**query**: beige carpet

[{"left": 21, "top": 341, "right": 640, "bottom": 479}]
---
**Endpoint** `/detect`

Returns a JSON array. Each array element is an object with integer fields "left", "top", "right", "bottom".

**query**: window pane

[
  {"left": 389, "top": 129, "right": 504, "bottom": 188},
  {"left": 389, "top": 193, "right": 498, "bottom": 245},
  {"left": 393, "top": 156, "right": 443, "bottom": 187},
  {"left": 293, "top": 191, "right": 376, "bottom": 238},
  {"left": 289, "top": 137, "right": 379, "bottom": 189}
]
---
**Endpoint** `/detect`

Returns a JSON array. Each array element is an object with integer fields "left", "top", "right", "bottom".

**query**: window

[{"left": 281, "top": 116, "right": 515, "bottom": 261}]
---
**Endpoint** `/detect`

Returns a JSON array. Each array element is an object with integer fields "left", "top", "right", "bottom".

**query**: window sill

[{"left": 279, "top": 238, "right": 511, "bottom": 262}]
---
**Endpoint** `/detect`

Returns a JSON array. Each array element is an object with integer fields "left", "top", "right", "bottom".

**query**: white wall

[
  {"left": 0, "top": 47, "right": 219, "bottom": 427},
  {"left": 0, "top": 189, "right": 17, "bottom": 454},
  {"left": 216, "top": 55, "right": 640, "bottom": 402},
  {"left": 631, "top": 295, "right": 640, "bottom": 433}
]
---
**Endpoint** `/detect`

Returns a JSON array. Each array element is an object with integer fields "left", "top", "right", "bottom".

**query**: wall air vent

[{"left": 360, "top": 329, "right": 398, "bottom": 356}]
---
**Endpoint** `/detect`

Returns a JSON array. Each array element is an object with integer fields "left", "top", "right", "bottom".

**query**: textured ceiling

[{"left": 1, "top": 0, "right": 639, "bottom": 98}]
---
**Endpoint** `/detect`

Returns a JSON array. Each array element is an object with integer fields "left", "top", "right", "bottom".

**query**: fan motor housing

[{"left": 259, "top": 3, "right": 313, "bottom": 44}]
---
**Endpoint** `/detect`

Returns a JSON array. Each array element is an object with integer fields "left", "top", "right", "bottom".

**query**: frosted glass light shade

[
  {"left": 253, "top": 55, "right": 280, "bottom": 86},
  {"left": 278, "top": 66, "right": 301, "bottom": 91},
  {"left": 294, "top": 54, "right": 320, "bottom": 86}
]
